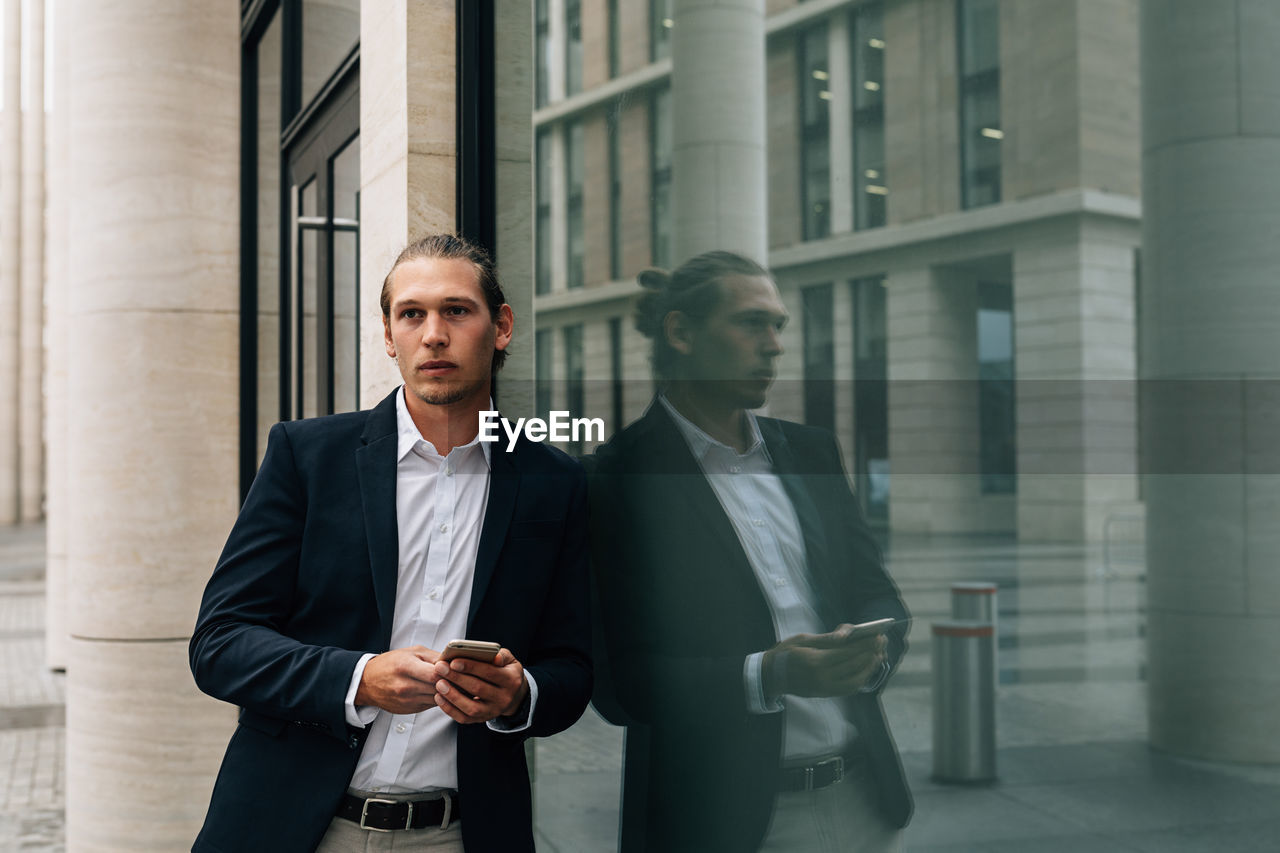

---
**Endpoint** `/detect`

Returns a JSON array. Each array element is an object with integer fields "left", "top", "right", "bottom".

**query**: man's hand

[
  {"left": 355, "top": 646, "right": 442, "bottom": 715},
  {"left": 431, "top": 648, "right": 529, "bottom": 725},
  {"left": 763, "top": 626, "right": 887, "bottom": 699}
]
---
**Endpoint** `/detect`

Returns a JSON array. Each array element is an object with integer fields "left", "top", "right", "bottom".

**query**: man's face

[
  {"left": 382, "top": 256, "right": 513, "bottom": 408},
  {"left": 676, "top": 274, "right": 787, "bottom": 410}
]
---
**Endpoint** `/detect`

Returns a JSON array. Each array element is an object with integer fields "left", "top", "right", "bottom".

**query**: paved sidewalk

[{"left": 0, "top": 524, "right": 63, "bottom": 853}]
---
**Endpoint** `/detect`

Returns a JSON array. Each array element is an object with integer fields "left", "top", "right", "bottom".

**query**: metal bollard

[
  {"left": 950, "top": 582, "right": 998, "bottom": 624},
  {"left": 951, "top": 581, "right": 998, "bottom": 677},
  {"left": 932, "top": 620, "right": 997, "bottom": 783}
]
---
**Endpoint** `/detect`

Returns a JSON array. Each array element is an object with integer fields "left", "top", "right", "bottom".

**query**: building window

[
  {"left": 852, "top": 277, "right": 889, "bottom": 524},
  {"left": 651, "top": 0, "right": 673, "bottom": 62},
  {"left": 300, "top": 0, "right": 359, "bottom": 111},
  {"left": 852, "top": 2, "right": 887, "bottom": 230},
  {"left": 650, "top": 87, "right": 672, "bottom": 269},
  {"left": 566, "top": 121, "right": 585, "bottom": 289},
  {"left": 535, "top": 0, "right": 550, "bottom": 107},
  {"left": 803, "top": 283, "right": 835, "bottom": 432},
  {"left": 799, "top": 24, "right": 831, "bottom": 241},
  {"left": 958, "top": 0, "right": 1002, "bottom": 209},
  {"left": 536, "top": 130, "right": 553, "bottom": 295},
  {"left": 609, "top": 0, "right": 621, "bottom": 78},
  {"left": 977, "top": 280, "right": 1016, "bottom": 493},
  {"left": 610, "top": 317, "right": 624, "bottom": 438},
  {"left": 536, "top": 329, "right": 552, "bottom": 422},
  {"left": 565, "top": 0, "right": 583, "bottom": 97},
  {"left": 608, "top": 102, "right": 623, "bottom": 281},
  {"left": 563, "top": 324, "right": 585, "bottom": 454}
]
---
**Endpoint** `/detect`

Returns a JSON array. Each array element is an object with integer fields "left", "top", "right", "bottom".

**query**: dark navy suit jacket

[
  {"left": 588, "top": 401, "right": 912, "bottom": 852},
  {"left": 189, "top": 389, "right": 592, "bottom": 853}
]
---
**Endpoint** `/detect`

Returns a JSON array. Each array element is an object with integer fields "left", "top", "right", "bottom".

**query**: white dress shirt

[
  {"left": 342, "top": 388, "right": 539, "bottom": 793},
  {"left": 659, "top": 396, "right": 856, "bottom": 762}
]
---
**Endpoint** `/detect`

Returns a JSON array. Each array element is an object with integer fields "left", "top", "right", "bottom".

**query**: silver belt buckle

[
  {"left": 359, "top": 797, "right": 413, "bottom": 832},
  {"left": 809, "top": 755, "right": 844, "bottom": 790}
]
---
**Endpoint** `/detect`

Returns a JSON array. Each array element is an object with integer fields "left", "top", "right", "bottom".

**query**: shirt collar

[
  {"left": 395, "top": 386, "right": 493, "bottom": 468},
  {"left": 657, "top": 394, "right": 770, "bottom": 464}
]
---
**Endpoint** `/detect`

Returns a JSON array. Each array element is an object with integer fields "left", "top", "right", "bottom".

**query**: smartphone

[
  {"left": 842, "top": 618, "right": 899, "bottom": 642},
  {"left": 440, "top": 639, "right": 502, "bottom": 662}
]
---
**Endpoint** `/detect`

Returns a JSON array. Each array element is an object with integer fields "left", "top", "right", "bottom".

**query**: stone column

[
  {"left": 670, "top": 0, "right": 767, "bottom": 263},
  {"left": 1141, "top": 0, "right": 1280, "bottom": 763},
  {"left": 886, "top": 266, "right": 983, "bottom": 534},
  {"left": 1013, "top": 218, "right": 1140, "bottom": 542},
  {"left": 64, "top": 2, "right": 241, "bottom": 849},
  {"left": 359, "top": 0, "right": 457, "bottom": 404},
  {"left": 19, "top": 0, "right": 44, "bottom": 522},
  {"left": 0, "top": 0, "right": 21, "bottom": 524},
  {"left": 44, "top": 0, "right": 69, "bottom": 669}
]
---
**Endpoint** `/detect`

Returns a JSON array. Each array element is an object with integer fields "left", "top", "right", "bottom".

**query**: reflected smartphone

[
  {"left": 440, "top": 639, "right": 502, "bottom": 662},
  {"left": 842, "top": 618, "right": 899, "bottom": 641}
]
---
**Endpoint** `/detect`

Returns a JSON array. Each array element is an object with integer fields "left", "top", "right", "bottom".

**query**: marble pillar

[
  {"left": 1141, "top": 0, "right": 1280, "bottom": 763},
  {"left": 670, "top": 0, "right": 767, "bottom": 264},
  {"left": 1013, "top": 219, "right": 1140, "bottom": 543},
  {"left": 359, "top": 0, "right": 457, "bottom": 404},
  {"left": 19, "top": 0, "right": 44, "bottom": 522},
  {"left": 44, "top": 0, "right": 68, "bottom": 669},
  {"left": 64, "top": 1, "right": 241, "bottom": 848},
  {"left": 0, "top": 0, "right": 21, "bottom": 524}
]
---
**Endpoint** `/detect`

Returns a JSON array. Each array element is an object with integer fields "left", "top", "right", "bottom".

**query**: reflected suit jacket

[
  {"left": 588, "top": 401, "right": 912, "bottom": 852},
  {"left": 189, "top": 389, "right": 592, "bottom": 853}
]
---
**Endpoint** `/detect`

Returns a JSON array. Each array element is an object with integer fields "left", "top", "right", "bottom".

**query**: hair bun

[{"left": 636, "top": 268, "right": 671, "bottom": 291}]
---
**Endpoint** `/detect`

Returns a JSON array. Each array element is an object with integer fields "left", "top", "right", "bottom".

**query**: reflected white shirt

[
  {"left": 342, "top": 388, "right": 538, "bottom": 793},
  {"left": 659, "top": 396, "right": 855, "bottom": 761}
]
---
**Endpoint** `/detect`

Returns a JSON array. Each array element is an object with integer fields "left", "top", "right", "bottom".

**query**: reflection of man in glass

[{"left": 590, "top": 252, "right": 912, "bottom": 852}]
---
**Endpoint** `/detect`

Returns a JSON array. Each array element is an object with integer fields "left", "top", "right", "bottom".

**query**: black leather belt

[
  {"left": 336, "top": 792, "right": 461, "bottom": 831},
  {"left": 780, "top": 743, "right": 865, "bottom": 792}
]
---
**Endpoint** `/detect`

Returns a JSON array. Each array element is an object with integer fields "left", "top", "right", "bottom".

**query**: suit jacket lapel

[
  {"left": 640, "top": 403, "right": 757, "bottom": 571},
  {"left": 356, "top": 391, "right": 401, "bottom": 647},
  {"left": 760, "top": 418, "right": 835, "bottom": 614},
  {"left": 468, "top": 429, "right": 519, "bottom": 629}
]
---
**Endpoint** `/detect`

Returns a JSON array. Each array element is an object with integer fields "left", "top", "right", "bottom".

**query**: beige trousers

[
  {"left": 760, "top": 761, "right": 905, "bottom": 853},
  {"left": 314, "top": 789, "right": 464, "bottom": 853}
]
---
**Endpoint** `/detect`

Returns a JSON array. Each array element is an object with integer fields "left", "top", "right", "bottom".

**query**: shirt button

[
  {"left": 752, "top": 519, "right": 764, "bottom": 527},
  {"left": 774, "top": 577, "right": 787, "bottom": 587},
  {"left": 445, "top": 466, "right": 454, "bottom": 476},
  {"left": 439, "top": 523, "right": 449, "bottom": 533},
  {"left": 428, "top": 587, "right": 441, "bottom": 600},
  {"left": 395, "top": 723, "right": 407, "bottom": 734},
  {"left": 729, "top": 466, "right": 741, "bottom": 474}
]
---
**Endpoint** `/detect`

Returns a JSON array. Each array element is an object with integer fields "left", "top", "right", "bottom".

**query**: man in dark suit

[
  {"left": 590, "top": 251, "right": 911, "bottom": 852},
  {"left": 190, "top": 234, "right": 592, "bottom": 853}
]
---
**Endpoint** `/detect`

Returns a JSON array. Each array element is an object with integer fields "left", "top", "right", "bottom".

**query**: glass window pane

[
  {"left": 565, "top": 0, "right": 583, "bottom": 97},
  {"left": 536, "top": 131, "right": 553, "bottom": 295},
  {"left": 977, "top": 280, "right": 1016, "bottom": 493},
  {"left": 301, "top": 0, "right": 360, "bottom": 109},
  {"left": 536, "top": 0, "right": 550, "bottom": 107},
  {"left": 651, "top": 0, "right": 673, "bottom": 61},
  {"left": 853, "top": 2, "right": 887, "bottom": 231},
  {"left": 803, "top": 284, "right": 835, "bottom": 431},
  {"left": 800, "top": 24, "right": 831, "bottom": 240},
  {"left": 256, "top": 9, "right": 283, "bottom": 462},
  {"left": 333, "top": 230, "right": 358, "bottom": 414},
  {"left": 650, "top": 87, "right": 672, "bottom": 268},
  {"left": 566, "top": 122, "right": 585, "bottom": 289},
  {"left": 563, "top": 324, "right": 585, "bottom": 454}
]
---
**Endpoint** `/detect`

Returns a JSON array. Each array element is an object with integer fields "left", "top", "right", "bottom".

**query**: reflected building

[{"left": 532, "top": 0, "right": 1142, "bottom": 542}]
